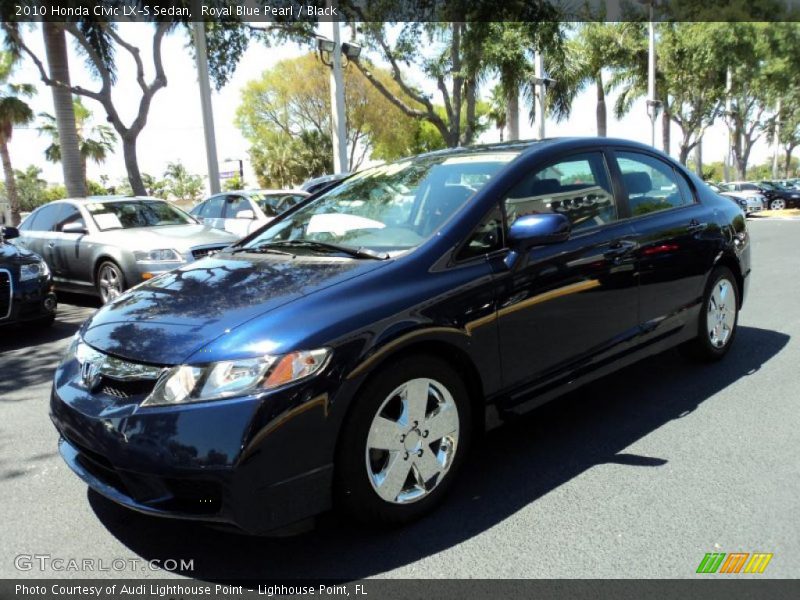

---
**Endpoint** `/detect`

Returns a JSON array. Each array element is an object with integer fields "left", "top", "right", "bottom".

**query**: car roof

[{"left": 58, "top": 195, "right": 166, "bottom": 203}]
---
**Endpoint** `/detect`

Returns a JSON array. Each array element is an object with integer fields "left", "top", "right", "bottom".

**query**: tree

[
  {"left": 40, "top": 23, "right": 86, "bottom": 198},
  {"left": 487, "top": 85, "right": 507, "bottom": 142},
  {"left": 163, "top": 162, "right": 204, "bottom": 204},
  {"left": 659, "top": 24, "right": 727, "bottom": 165},
  {"left": 563, "top": 23, "right": 640, "bottom": 137},
  {"left": 38, "top": 97, "right": 117, "bottom": 187},
  {"left": 236, "top": 54, "right": 426, "bottom": 175},
  {"left": 0, "top": 51, "right": 34, "bottom": 226},
  {"left": 6, "top": 22, "right": 171, "bottom": 196}
]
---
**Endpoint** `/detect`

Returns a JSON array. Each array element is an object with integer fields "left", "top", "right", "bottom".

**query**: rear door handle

[
  {"left": 688, "top": 219, "right": 707, "bottom": 233},
  {"left": 47, "top": 242, "right": 56, "bottom": 248},
  {"left": 604, "top": 239, "right": 638, "bottom": 259}
]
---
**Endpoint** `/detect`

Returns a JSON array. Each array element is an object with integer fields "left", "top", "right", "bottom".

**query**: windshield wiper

[
  {"left": 268, "top": 240, "right": 389, "bottom": 260},
  {"left": 229, "top": 244, "right": 295, "bottom": 257}
]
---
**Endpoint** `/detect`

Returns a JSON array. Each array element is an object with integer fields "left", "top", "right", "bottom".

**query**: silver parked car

[
  {"left": 14, "top": 197, "right": 238, "bottom": 303},
  {"left": 190, "top": 190, "right": 309, "bottom": 238}
]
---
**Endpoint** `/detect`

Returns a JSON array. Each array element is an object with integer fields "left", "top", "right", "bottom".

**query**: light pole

[
  {"left": 316, "top": 19, "right": 361, "bottom": 175},
  {"left": 191, "top": 9, "right": 220, "bottom": 195},
  {"left": 532, "top": 51, "right": 555, "bottom": 140},
  {"left": 640, "top": 0, "right": 662, "bottom": 148}
]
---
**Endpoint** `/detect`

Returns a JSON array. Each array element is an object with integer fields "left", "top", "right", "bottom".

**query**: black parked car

[
  {"left": 51, "top": 138, "right": 749, "bottom": 534},
  {"left": 0, "top": 226, "right": 57, "bottom": 329}
]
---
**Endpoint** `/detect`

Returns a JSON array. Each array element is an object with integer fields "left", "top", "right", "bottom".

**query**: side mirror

[
  {"left": 61, "top": 222, "right": 88, "bottom": 235},
  {"left": 235, "top": 209, "right": 256, "bottom": 220},
  {"left": 508, "top": 213, "right": 570, "bottom": 250},
  {"left": 1, "top": 226, "right": 19, "bottom": 240}
]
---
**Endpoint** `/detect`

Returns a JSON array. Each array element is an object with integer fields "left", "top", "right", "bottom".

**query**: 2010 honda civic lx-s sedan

[{"left": 51, "top": 138, "right": 750, "bottom": 534}]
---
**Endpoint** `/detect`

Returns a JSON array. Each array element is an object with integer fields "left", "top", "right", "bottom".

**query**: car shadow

[
  {"left": 0, "top": 300, "right": 98, "bottom": 396},
  {"left": 88, "top": 326, "right": 788, "bottom": 581}
]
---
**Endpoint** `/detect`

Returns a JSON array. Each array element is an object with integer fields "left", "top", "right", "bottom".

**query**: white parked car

[
  {"left": 712, "top": 183, "right": 767, "bottom": 214},
  {"left": 190, "top": 190, "right": 309, "bottom": 237}
]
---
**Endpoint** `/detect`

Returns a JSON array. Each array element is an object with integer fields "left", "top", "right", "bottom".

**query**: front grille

[
  {"left": 100, "top": 376, "right": 157, "bottom": 400},
  {"left": 0, "top": 269, "right": 11, "bottom": 320},
  {"left": 191, "top": 245, "right": 226, "bottom": 261}
]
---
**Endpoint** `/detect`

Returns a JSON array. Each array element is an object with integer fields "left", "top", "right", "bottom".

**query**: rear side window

[
  {"left": 503, "top": 152, "right": 617, "bottom": 232},
  {"left": 27, "top": 204, "right": 62, "bottom": 231},
  {"left": 616, "top": 152, "right": 691, "bottom": 216}
]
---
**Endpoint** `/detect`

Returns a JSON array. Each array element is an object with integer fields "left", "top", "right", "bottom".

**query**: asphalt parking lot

[{"left": 0, "top": 218, "right": 797, "bottom": 580}]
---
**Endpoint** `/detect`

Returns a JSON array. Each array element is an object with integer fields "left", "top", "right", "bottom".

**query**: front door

[{"left": 495, "top": 151, "right": 641, "bottom": 396}]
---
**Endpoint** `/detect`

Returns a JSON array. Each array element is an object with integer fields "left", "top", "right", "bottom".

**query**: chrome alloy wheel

[
  {"left": 365, "top": 377, "right": 459, "bottom": 504},
  {"left": 707, "top": 278, "right": 736, "bottom": 348},
  {"left": 98, "top": 264, "right": 123, "bottom": 303}
]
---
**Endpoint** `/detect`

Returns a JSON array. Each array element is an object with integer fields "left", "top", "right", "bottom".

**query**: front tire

[
  {"left": 95, "top": 260, "right": 126, "bottom": 304},
  {"left": 335, "top": 355, "right": 472, "bottom": 527},
  {"left": 681, "top": 266, "right": 739, "bottom": 362}
]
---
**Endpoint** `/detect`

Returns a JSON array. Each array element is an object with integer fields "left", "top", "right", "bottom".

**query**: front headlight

[
  {"left": 141, "top": 348, "right": 331, "bottom": 407},
  {"left": 19, "top": 260, "right": 49, "bottom": 282},
  {"left": 133, "top": 249, "right": 182, "bottom": 263}
]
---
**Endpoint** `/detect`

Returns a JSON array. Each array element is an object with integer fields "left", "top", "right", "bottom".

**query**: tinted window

[
  {"left": 616, "top": 152, "right": 690, "bottom": 216},
  {"left": 254, "top": 193, "right": 305, "bottom": 218},
  {"left": 28, "top": 204, "right": 63, "bottom": 232},
  {"left": 740, "top": 183, "right": 758, "bottom": 191},
  {"left": 503, "top": 152, "right": 616, "bottom": 232},
  {"left": 457, "top": 204, "right": 504, "bottom": 261},
  {"left": 55, "top": 204, "right": 86, "bottom": 232},
  {"left": 199, "top": 196, "right": 225, "bottom": 218},
  {"left": 224, "top": 195, "right": 250, "bottom": 218}
]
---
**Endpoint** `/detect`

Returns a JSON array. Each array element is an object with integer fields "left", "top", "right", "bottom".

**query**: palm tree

[
  {"left": 487, "top": 85, "right": 507, "bottom": 142},
  {"left": 0, "top": 52, "right": 35, "bottom": 226},
  {"left": 38, "top": 97, "right": 117, "bottom": 188},
  {"left": 41, "top": 22, "right": 86, "bottom": 198}
]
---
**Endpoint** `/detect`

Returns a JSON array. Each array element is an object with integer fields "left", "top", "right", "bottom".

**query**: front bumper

[
  {"left": 0, "top": 274, "right": 56, "bottom": 327},
  {"left": 50, "top": 358, "right": 341, "bottom": 534}
]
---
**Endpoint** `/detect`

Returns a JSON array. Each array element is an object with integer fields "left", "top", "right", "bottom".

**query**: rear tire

[
  {"left": 334, "top": 355, "right": 472, "bottom": 527},
  {"left": 680, "top": 266, "right": 739, "bottom": 362}
]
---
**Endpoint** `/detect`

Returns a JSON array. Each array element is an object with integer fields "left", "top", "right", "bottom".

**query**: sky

[{"left": 6, "top": 22, "right": 774, "bottom": 193}]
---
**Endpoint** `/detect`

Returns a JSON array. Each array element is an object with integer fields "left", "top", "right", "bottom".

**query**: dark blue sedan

[{"left": 50, "top": 138, "right": 750, "bottom": 534}]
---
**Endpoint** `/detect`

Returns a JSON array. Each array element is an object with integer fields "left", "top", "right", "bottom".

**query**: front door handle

[{"left": 47, "top": 242, "right": 56, "bottom": 248}]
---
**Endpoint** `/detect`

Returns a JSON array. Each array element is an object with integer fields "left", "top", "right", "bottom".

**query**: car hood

[
  {"left": 2, "top": 241, "right": 42, "bottom": 265},
  {"left": 81, "top": 253, "right": 390, "bottom": 364},
  {"left": 93, "top": 224, "right": 238, "bottom": 252}
]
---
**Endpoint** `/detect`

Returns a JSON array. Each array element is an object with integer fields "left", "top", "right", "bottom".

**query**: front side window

[
  {"left": 85, "top": 200, "right": 194, "bottom": 231},
  {"left": 244, "top": 152, "right": 519, "bottom": 256},
  {"left": 616, "top": 152, "right": 691, "bottom": 216},
  {"left": 503, "top": 152, "right": 617, "bottom": 232},
  {"left": 55, "top": 204, "right": 85, "bottom": 232},
  {"left": 224, "top": 195, "right": 249, "bottom": 218}
]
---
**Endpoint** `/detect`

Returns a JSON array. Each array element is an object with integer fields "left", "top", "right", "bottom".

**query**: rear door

[
  {"left": 18, "top": 203, "right": 63, "bottom": 267},
  {"left": 611, "top": 149, "right": 717, "bottom": 339},
  {"left": 51, "top": 203, "right": 93, "bottom": 285}
]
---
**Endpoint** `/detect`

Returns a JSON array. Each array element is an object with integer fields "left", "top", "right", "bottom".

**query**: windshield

[
  {"left": 242, "top": 152, "right": 518, "bottom": 256},
  {"left": 759, "top": 182, "right": 777, "bottom": 191},
  {"left": 86, "top": 200, "right": 195, "bottom": 231}
]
